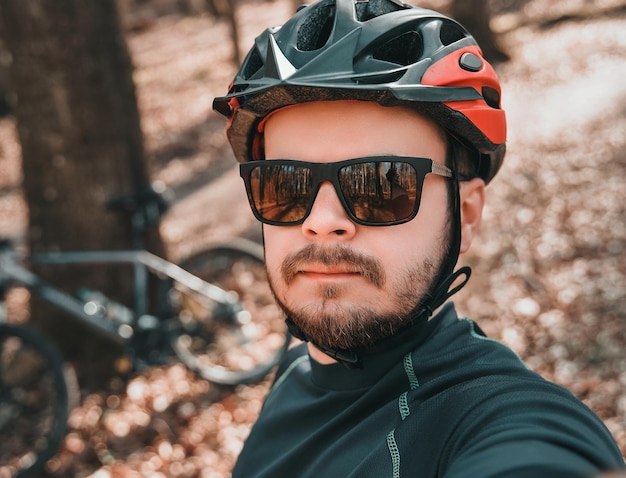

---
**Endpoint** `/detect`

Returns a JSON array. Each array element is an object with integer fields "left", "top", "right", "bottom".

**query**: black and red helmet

[{"left": 213, "top": 0, "right": 506, "bottom": 183}]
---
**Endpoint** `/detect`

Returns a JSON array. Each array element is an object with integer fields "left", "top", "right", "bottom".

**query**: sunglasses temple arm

[{"left": 431, "top": 161, "right": 455, "bottom": 178}]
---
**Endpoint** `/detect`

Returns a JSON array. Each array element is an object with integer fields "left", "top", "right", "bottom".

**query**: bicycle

[{"left": 0, "top": 185, "right": 290, "bottom": 477}]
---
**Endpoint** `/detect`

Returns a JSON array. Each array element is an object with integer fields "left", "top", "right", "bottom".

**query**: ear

[{"left": 458, "top": 178, "right": 485, "bottom": 254}]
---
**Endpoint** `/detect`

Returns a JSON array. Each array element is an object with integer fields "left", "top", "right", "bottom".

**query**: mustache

[{"left": 280, "top": 244, "right": 385, "bottom": 287}]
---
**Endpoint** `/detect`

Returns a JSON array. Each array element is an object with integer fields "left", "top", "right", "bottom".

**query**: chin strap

[
  {"left": 420, "top": 266, "right": 472, "bottom": 319},
  {"left": 285, "top": 318, "right": 362, "bottom": 368}
]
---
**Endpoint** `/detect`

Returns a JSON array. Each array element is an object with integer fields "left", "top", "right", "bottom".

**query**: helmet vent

[
  {"left": 372, "top": 31, "right": 423, "bottom": 66},
  {"left": 241, "top": 47, "right": 264, "bottom": 80},
  {"left": 482, "top": 86, "right": 501, "bottom": 109},
  {"left": 355, "top": 0, "right": 406, "bottom": 22},
  {"left": 439, "top": 19, "right": 467, "bottom": 46},
  {"left": 297, "top": 3, "right": 335, "bottom": 51}
]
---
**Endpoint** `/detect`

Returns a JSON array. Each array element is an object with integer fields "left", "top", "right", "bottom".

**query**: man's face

[{"left": 262, "top": 100, "right": 451, "bottom": 356}]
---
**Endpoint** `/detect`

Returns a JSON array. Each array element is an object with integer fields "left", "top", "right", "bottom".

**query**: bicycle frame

[{"left": 0, "top": 247, "right": 239, "bottom": 345}]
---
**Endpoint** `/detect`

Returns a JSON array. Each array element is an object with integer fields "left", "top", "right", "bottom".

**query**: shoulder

[
  {"left": 267, "top": 342, "right": 310, "bottom": 395},
  {"left": 411, "top": 309, "right": 600, "bottom": 424},
  {"left": 401, "top": 307, "right": 625, "bottom": 475},
  {"left": 414, "top": 307, "right": 529, "bottom": 382}
]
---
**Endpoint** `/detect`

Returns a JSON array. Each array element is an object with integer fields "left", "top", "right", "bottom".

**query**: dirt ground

[{"left": 0, "top": 0, "right": 625, "bottom": 476}]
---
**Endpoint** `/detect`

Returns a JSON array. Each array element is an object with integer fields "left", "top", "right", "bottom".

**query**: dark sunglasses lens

[
  {"left": 338, "top": 161, "right": 418, "bottom": 223},
  {"left": 248, "top": 164, "right": 313, "bottom": 223}
]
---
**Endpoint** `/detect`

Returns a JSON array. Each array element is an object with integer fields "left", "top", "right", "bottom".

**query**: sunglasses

[{"left": 239, "top": 156, "right": 455, "bottom": 226}]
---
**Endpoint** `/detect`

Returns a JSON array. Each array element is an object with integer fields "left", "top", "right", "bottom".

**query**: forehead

[{"left": 263, "top": 100, "right": 446, "bottom": 162}]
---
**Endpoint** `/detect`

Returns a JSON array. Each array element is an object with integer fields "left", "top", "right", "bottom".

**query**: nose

[{"left": 302, "top": 182, "right": 357, "bottom": 240}]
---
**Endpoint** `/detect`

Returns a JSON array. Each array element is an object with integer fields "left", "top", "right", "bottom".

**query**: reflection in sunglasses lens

[
  {"left": 250, "top": 165, "right": 312, "bottom": 223},
  {"left": 339, "top": 162, "right": 417, "bottom": 222},
  {"left": 246, "top": 159, "right": 421, "bottom": 225}
]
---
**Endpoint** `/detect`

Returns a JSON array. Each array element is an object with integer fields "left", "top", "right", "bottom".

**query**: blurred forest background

[{"left": 0, "top": 0, "right": 625, "bottom": 476}]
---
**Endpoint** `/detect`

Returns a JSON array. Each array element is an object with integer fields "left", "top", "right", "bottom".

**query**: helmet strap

[{"left": 419, "top": 171, "right": 470, "bottom": 317}]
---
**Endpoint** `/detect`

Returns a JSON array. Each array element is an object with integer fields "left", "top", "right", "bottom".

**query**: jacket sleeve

[{"left": 440, "top": 376, "right": 625, "bottom": 478}]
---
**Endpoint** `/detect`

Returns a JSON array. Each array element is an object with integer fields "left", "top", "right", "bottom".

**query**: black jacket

[{"left": 233, "top": 303, "right": 625, "bottom": 477}]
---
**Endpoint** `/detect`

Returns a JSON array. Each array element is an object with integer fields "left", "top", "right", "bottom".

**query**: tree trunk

[
  {"left": 450, "top": 0, "right": 509, "bottom": 64},
  {"left": 0, "top": 39, "right": 10, "bottom": 116},
  {"left": 0, "top": 0, "right": 160, "bottom": 389}
]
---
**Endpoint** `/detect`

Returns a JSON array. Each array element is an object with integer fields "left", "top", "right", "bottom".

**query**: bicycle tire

[
  {"left": 0, "top": 323, "right": 70, "bottom": 477},
  {"left": 166, "top": 239, "right": 290, "bottom": 385}
]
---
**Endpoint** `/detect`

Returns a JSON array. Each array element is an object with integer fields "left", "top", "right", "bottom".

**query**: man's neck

[{"left": 308, "top": 343, "right": 338, "bottom": 364}]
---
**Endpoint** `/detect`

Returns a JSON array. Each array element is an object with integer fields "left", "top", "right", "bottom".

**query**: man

[{"left": 213, "top": 0, "right": 626, "bottom": 476}]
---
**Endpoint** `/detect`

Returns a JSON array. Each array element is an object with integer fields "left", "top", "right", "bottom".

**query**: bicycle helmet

[{"left": 213, "top": 0, "right": 506, "bottom": 183}]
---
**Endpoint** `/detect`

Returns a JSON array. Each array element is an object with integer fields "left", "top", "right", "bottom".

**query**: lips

[
  {"left": 297, "top": 269, "right": 363, "bottom": 284},
  {"left": 299, "top": 264, "right": 361, "bottom": 276},
  {"left": 281, "top": 244, "right": 385, "bottom": 286}
]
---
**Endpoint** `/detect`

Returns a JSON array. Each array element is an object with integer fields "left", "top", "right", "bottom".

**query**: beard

[{"left": 266, "top": 227, "right": 450, "bottom": 351}]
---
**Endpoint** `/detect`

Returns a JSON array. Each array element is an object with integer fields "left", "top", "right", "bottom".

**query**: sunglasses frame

[{"left": 239, "top": 156, "right": 455, "bottom": 227}]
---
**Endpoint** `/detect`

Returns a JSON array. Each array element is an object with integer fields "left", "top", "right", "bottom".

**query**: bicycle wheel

[
  {"left": 166, "top": 239, "right": 290, "bottom": 385},
  {"left": 0, "top": 323, "right": 70, "bottom": 477}
]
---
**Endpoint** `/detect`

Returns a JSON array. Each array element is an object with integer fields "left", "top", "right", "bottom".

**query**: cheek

[
  {"left": 371, "top": 209, "right": 449, "bottom": 266},
  {"left": 369, "top": 236, "right": 419, "bottom": 272},
  {"left": 262, "top": 226, "right": 291, "bottom": 278}
]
